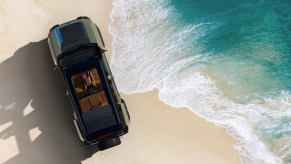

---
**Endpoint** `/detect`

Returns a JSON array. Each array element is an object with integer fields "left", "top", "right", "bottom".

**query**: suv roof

[{"left": 48, "top": 18, "right": 105, "bottom": 66}]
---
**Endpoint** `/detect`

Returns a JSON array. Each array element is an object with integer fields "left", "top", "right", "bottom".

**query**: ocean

[{"left": 109, "top": 0, "right": 291, "bottom": 163}]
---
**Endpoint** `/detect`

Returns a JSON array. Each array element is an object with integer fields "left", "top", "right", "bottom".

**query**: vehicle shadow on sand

[{"left": 0, "top": 39, "right": 99, "bottom": 164}]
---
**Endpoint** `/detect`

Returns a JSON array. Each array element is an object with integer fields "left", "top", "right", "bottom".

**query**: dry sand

[{"left": 0, "top": 0, "right": 240, "bottom": 163}]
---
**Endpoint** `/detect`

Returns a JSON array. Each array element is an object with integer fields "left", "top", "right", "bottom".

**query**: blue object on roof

[{"left": 56, "top": 28, "right": 63, "bottom": 45}]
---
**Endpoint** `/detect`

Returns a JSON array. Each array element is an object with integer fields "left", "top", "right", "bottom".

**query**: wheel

[
  {"left": 98, "top": 137, "right": 121, "bottom": 151},
  {"left": 49, "top": 24, "right": 59, "bottom": 32},
  {"left": 77, "top": 16, "right": 91, "bottom": 20}
]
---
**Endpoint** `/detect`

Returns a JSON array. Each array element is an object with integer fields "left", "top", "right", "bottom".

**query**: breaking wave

[{"left": 109, "top": 0, "right": 291, "bottom": 163}]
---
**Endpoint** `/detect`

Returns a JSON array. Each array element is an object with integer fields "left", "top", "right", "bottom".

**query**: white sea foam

[{"left": 109, "top": 0, "right": 289, "bottom": 163}]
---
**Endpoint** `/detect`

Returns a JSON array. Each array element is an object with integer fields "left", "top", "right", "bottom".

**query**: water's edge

[{"left": 109, "top": 0, "right": 291, "bottom": 163}]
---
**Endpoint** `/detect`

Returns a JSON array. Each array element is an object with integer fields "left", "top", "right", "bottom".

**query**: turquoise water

[
  {"left": 109, "top": 0, "right": 291, "bottom": 163},
  {"left": 172, "top": 0, "right": 291, "bottom": 103}
]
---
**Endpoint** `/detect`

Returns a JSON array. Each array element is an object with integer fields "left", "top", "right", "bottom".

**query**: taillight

[{"left": 98, "top": 132, "right": 113, "bottom": 139}]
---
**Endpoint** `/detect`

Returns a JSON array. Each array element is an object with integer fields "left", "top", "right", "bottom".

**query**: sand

[{"left": 0, "top": 0, "right": 240, "bottom": 163}]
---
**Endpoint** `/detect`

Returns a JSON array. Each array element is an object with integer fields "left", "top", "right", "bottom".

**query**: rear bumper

[{"left": 73, "top": 111, "right": 128, "bottom": 146}]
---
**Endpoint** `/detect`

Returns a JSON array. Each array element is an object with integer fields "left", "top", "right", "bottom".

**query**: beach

[
  {"left": 0, "top": 0, "right": 240, "bottom": 163},
  {"left": 106, "top": 90, "right": 240, "bottom": 163}
]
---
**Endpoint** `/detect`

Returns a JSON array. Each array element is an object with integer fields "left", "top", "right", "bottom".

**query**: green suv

[{"left": 47, "top": 17, "right": 130, "bottom": 150}]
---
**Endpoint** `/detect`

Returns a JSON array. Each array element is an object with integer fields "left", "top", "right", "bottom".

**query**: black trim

[
  {"left": 49, "top": 24, "right": 59, "bottom": 32},
  {"left": 77, "top": 16, "right": 91, "bottom": 20}
]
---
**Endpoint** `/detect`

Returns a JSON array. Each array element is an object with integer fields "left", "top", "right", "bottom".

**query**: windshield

[{"left": 59, "top": 46, "right": 101, "bottom": 67}]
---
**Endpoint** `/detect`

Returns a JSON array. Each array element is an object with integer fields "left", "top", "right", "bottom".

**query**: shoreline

[
  {"left": 0, "top": 0, "right": 240, "bottom": 163},
  {"left": 105, "top": 1, "right": 240, "bottom": 163}
]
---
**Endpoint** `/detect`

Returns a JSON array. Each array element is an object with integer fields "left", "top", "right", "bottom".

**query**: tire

[
  {"left": 77, "top": 16, "right": 91, "bottom": 20},
  {"left": 98, "top": 137, "right": 121, "bottom": 151}
]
